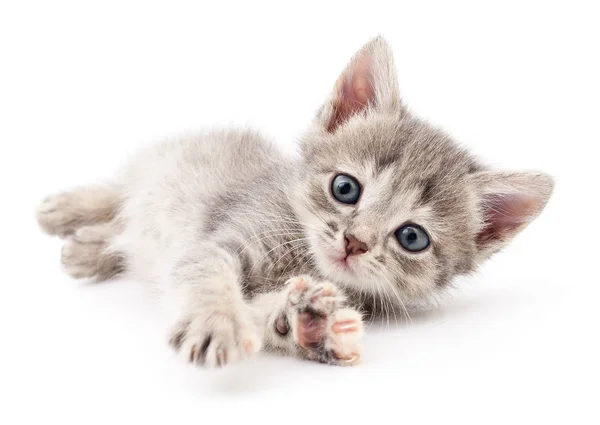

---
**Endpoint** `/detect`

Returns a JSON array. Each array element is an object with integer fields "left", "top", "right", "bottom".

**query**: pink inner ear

[
  {"left": 327, "top": 56, "right": 375, "bottom": 133},
  {"left": 477, "top": 193, "right": 540, "bottom": 247}
]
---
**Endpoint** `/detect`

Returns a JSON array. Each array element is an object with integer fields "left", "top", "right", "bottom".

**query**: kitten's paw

[
  {"left": 37, "top": 193, "right": 81, "bottom": 237},
  {"left": 169, "top": 313, "right": 262, "bottom": 368},
  {"left": 60, "top": 225, "right": 121, "bottom": 280},
  {"left": 279, "top": 276, "right": 364, "bottom": 366}
]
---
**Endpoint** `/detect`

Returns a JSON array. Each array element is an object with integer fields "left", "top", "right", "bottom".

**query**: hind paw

[
  {"left": 37, "top": 193, "right": 81, "bottom": 237},
  {"left": 60, "top": 225, "right": 122, "bottom": 280}
]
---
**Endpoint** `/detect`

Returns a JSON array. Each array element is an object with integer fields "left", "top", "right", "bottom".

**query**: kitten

[{"left": 36, "top": 37, "right": 553, "bottom": 367}]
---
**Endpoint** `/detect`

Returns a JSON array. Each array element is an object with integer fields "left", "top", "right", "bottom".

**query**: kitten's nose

[{"left": 345, "top": 234, "right": 368, "bottom": 256}]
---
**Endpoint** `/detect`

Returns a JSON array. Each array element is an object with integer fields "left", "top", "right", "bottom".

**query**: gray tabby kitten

[{"left": 36, "top": 37, "right": 553, "bottom": 367}]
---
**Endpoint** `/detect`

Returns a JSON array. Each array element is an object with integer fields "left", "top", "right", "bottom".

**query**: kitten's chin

[{"left": 315, "top": 251, "right": 367, "bottom": 289}]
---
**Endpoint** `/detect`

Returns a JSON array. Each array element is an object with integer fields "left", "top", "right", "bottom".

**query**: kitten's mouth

[
  {"left": 328, "top": 251, "right": 357, "bottom": 273},
  {"left": 318, "top": 241, "right": 361, "bottom": 277}
]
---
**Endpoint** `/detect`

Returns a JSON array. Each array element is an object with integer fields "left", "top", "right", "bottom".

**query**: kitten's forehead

[
  {"left": 348, "top": 165, "right": 412, "bottom": 213},
  {"left": 320, "top": 113, "right": 477, "bottom": 197},
  {"left": 314, "top": 113, "right": 474, "bottom": 175}
]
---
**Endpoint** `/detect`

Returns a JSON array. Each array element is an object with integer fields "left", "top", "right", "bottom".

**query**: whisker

[
  {"left": 222, "top": 209, "right": 323, "bottom": 233},
  {"left": 264, "top": 240, "right": 314, "bottom": 283},
  {"left": 374, "top": 270, "right": 397, "bottom": 328},
  {"left": 378, "top": 268, "right": 412, "bottom": 325},
  {"left": 245, "top": 237, "right": 315, "bottom": 280},
  {"left": 235, "top": 230, "right": 308, "bottom": 256}
]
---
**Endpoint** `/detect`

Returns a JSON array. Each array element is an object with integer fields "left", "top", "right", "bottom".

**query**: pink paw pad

[
  {"left": 296, "top": 312, "right": 325, "bottom": 349},
  {"left": 332, "top": 319, "right": 360, "bottom": 334}
]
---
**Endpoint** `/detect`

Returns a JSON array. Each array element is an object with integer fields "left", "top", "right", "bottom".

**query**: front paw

[
  {"left": 168, "top": 313, "right": 261, "bottom": 368},
  {"left": 278, "top": 276, "right": 364, "bottom": 366}
]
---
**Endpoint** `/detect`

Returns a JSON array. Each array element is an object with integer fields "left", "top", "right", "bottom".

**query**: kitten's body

[
  {"left": 115, "top": 130, "right": 305, "bottom": 294},
  {"left": 37, "top": 37, "right": 553, "bottom": 367}
]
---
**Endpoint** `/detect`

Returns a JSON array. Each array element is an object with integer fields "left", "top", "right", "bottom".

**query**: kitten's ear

[
  {"left": 472, "top": 171, "right": 554, "bottom": 259},
  {"left": 316, "top": 36, "right": 401, "bottom": 133}
]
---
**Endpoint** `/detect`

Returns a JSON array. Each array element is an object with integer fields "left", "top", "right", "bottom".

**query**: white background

[{"left": 1, "top": 1, "right": 598, "bottom": 424}]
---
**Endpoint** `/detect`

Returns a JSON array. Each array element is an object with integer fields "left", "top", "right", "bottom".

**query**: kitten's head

[{"left": 292, "top": 37, "right": 553, "bottom": 300}]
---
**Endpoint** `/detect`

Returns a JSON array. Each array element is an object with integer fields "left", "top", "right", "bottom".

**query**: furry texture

[{"left": 36, "top": 37, "right": 553, "bottom": 367}]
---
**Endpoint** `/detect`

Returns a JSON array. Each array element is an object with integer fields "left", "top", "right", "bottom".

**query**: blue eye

[
  {"left": 395, "top": 224, "right": 430, "bottom": 252},
  {"left": 331, "top": 174, "right": 361, "bottom": 204}
]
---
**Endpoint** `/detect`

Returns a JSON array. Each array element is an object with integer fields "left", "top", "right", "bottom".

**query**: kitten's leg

[
  {"left": 253, "top": 276, "right": 364, "bottom": 366},
  {"left": 167, "top": 243, "right": 261, "bottom": 368},
  {"left": 60, "top": 221, "right": 124, "bottom": 280},
  {"left": 37, "top": 185, "right": 119, "bottom": 237}
]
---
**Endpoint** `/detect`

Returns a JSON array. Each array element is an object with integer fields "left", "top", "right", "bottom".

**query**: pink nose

[{"left": 345, "top": 234, "right": 368, "bottom": 256}]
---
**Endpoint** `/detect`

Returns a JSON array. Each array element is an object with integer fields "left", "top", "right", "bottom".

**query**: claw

[{"left": 335, "top": 352, "right": 361, "bottom": 366}]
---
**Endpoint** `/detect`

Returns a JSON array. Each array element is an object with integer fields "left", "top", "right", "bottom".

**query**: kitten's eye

[
  {"left": 395, "top": 224, "right": 430, "bottom": 252},
  {"left": 331, "top": 174, "right": 361, "bottom": 204}
]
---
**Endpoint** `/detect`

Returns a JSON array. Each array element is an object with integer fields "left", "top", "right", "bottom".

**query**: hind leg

[
  {"left": 61, "top": 221, "right": 124, "bottom": 280},
  {"left": 37, "top": 185, "right": 119, "bottom": 237}
]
